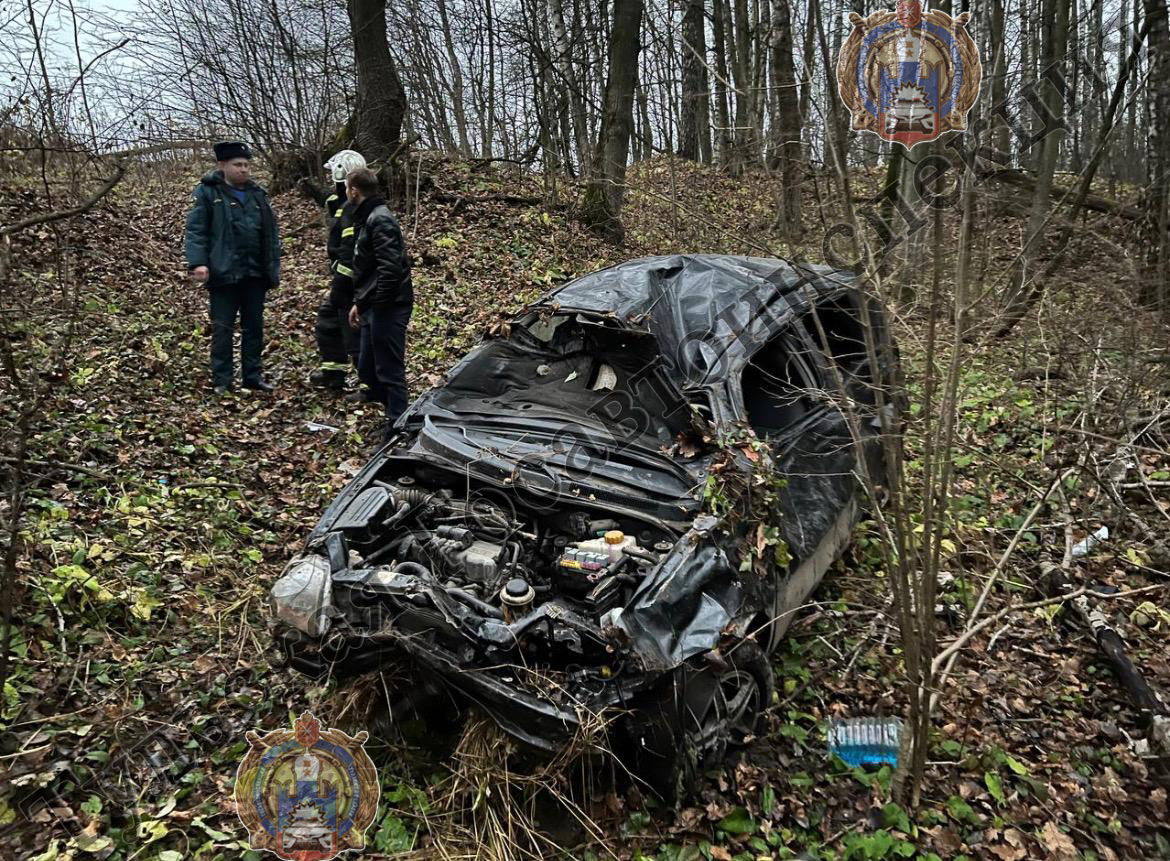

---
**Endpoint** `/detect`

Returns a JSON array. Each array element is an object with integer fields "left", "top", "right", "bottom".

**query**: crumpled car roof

[{"left": 536, "top": 254, "right": 856, "bottom": 385}]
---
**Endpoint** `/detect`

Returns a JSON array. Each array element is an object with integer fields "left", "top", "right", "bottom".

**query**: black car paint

[{"left": 277, "top": 254, "right": 891, "bottom": 751}]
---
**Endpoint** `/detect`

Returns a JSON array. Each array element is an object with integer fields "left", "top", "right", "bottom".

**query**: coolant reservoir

[
  {"left": 575, "top": 531, "right": 638, "bottom": 563},
  {"left": 604, "top": 530, "right": 626, "bottom": 563}
]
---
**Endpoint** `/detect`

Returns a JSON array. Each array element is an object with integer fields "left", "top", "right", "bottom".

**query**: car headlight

[{"left": 270, "top": 555, "right": 333, "bottom": 637}]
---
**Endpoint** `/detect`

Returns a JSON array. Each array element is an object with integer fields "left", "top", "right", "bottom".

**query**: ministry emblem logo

[
  {"left": 836, "top": 0, "right": 982, "bottom": 148},
  {"left": 235, "top": 712, "right": 379, "bottom": 860}
]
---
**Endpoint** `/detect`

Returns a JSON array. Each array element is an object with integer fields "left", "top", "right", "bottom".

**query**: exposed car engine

[{"left": 309, "top": 466, "right": 675, "bottom": 664}]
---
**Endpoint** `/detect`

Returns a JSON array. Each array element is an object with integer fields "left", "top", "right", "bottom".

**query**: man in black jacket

[{"left": 345, "top": 168, "right": 413, "bottom": 436}]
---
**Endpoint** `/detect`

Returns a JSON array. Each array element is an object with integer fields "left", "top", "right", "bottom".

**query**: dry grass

[{"left": 431, "top": 703, "right": 622, "bottom": 861}]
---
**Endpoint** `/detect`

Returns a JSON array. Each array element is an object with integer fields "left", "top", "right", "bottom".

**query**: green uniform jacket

[{"left": 185, "top": 170, "right": 281, "bottom": 289}]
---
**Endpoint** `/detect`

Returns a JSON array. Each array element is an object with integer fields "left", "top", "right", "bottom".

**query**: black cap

[
  {"left": 213, "top": 140, "right": 252, "bottom": 162},
  {"left": 504, "top": 578, "right": 532, "bottom": 601}
]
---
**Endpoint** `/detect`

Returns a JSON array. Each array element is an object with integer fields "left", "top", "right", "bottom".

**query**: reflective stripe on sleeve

[
  {"left": 334, "top": 208, "right": 344, "bottom": 218},
  {"left": 341, "top": 226, "right": 355, "bottom": 237},
  {"left": 335, "top": 263, "right": 354, "bottom": 277}
]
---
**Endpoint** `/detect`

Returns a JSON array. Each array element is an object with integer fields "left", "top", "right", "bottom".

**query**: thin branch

[{"left": 0, "top": 163, "right": 126, "bottom": 236}]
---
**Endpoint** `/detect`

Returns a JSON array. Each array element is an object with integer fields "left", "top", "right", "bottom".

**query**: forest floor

[{"left": 2, "top": 154, "right": 1169, "bottom": 861}]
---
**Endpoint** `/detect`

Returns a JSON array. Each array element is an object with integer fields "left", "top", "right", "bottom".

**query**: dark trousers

[
  {"left": 314, "top": 294, "right": 359, "bottom": 377},
  {"left": 358, "top": 303, "right": 411, "bottom": 426},
  {"left": 209, "top": 279, "right": 266, "bottom": 387}
]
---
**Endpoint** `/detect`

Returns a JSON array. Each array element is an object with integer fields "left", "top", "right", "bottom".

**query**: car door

[{"left": 730, "top": 316, "right": 861, "bottom": 650}]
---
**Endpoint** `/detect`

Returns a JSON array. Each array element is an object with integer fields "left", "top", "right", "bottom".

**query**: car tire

[{"left": 629, "top": 641, "right": 773, "bottom": 805}]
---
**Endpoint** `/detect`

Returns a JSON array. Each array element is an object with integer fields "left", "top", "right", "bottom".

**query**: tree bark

[
  {"left": 549, "top": 0, "right": 590, "bottom": 172},
  {"left": 730, "top": 0, "right": 752, "bottom": 172},
  {"left": 999, "top": 0, "right": 1071, "bottom": 325},
  {"left": 436, "top": 0, "right": 471, "bottom": 156},
  {"left": 679, "top": 0, "right": 706, "bottom": 160},
  {"left": 1141, "top": 0, "right": 1170, "bottom": 312},
  {"left": 347, "top": 0, "right": 407, "bottom": 161},
  {"left": 713, "top": 0, "right": 733, "bottom": 164},
  {"left": 582, "top": 0, "right": 645, "bottom": 242},
  {"left": 484, "top": 0, "right": 496, "bottom": 158},
  {"left": 988, "top": 0, "right": 1010, "bottom": 156},
  {"left": 771, "top": 0, "right": 801, "bottom": 234}
]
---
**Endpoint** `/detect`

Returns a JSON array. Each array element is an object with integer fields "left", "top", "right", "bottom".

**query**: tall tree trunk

[
  {"left": 1112, "top": 0, "right": 1128, "bottom": 193},
  {"left": 730, "top": 0, "right": 752, "bottom": 173},
  {"left": 484, "top": 0, "right": 496, "bottom": 158},
  {"left": 813, "top": 0, "right": 847, "bottom": 188},
  {"left": 988, "top": 0, "right": 1010, "bottom": 155},
  {"left": 347, "top": 0, "right": 406, "bottom": 160},
  {"left": 582, "top": 0, "right": 645, "bottom": 242},
  {"left": 1128, "top": 0, "right": 1142, "bottom": 183},
  {"left": 638, "top": 83, "right": 654, "bottom": 159},
  {"left": 679, "top": 0, "right": 706, "bottom": 160},
  {"left": 752, "top": 0, "right": 768, "bottom": 162},
  {"left": 436, "top": 0, "right": 471, "bottom": 156},
  {"left": 549, "top": 0, "right": 591, "bottom": 172},
  {"left": 584, "top": 0, "right": 607, "bottom": 144},
  {"left": 1069, "top": 0, "right": 1083, "bottom": 173},
  {"left": 698, "top": 9, "right": 712, "bottom": 164},
  {"left": 771, "top": 0, "right": 801, "bottom": 233},
  {"left": 999, "top": 0, "right": 1072, "bottom": 324},
  {"left": 713, "top": 0, "right": 733, "bottom": 163},
  {"left": 798, "top": 0, "right": 815, "bottom": 164},
  {"left": 1141, "top": 0, "right": 1170, "bottom": 311}
]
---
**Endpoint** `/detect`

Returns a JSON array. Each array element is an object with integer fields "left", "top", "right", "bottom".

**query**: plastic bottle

[
  {"left": 827, "top": 717, "right": 903, "bottom": 767},
  {"left": 1071, "top": 525, "right": 1109, "bottom": 558}
]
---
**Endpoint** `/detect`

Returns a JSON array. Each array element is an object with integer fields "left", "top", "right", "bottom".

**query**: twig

[
  {"left": 0, "top": 454, "right": 113, "bottom": 481},
  {"left": 932, "top": 582, "right": 1168, "bottom": 670},
  {"left": 1059, "top": 426, "right": 1170, "bottom": 458},
  {"left": 0, "top": 162, "right": 127, "bottom": 235},
  {"left": 929, "top": 467, "right": 1076, "bottom": 709}
]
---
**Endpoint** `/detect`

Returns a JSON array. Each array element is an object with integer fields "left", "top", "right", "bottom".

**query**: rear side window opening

[
  {"left": 799, "top": 295, "right": 871, "bottom": 377},
  {"left": 741, "top": 332, "right": 819, "bottom": 436}
]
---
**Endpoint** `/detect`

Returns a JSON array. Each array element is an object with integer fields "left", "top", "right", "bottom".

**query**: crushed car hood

[{"left": 411, "top": 414, "right": 701, "bottom": 519}]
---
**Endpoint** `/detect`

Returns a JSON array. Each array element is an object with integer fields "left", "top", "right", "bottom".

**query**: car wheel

[{"left": 630, "top": 641, "right": 773, "bottom": 804}]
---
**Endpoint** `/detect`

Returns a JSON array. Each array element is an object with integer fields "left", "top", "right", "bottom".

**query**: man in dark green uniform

[{"left": 185, "top": 141, "right": 281, "bottom": 395}]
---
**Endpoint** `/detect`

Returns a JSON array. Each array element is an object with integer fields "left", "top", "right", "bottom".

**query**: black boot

[
  {"left": 309, "top": 369, "right": 346, "bottom": 391},
  {"left": 344, "top": 387, "right": 376, "bottom": 403}
]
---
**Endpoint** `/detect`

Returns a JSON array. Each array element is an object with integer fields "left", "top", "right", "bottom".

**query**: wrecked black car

[{"left": 271, "top": 254, "right": 899, "bottom": 798}]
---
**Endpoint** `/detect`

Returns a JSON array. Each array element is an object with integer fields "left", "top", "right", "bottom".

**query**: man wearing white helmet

[{"left": 309, "top": 149, "right": 367, "bottom": 392}]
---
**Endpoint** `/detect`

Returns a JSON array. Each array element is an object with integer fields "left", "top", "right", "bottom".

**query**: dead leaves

[
  {"left": 1041, "top": 821, "right": 1079, "bottom": 861},
  {"left": 987, "top": 827, "right": 1028, "bottom": 860}
]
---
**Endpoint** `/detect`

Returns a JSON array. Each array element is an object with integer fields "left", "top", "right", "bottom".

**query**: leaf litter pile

[{"left": 1, "top": 155, "right": 1168, "bottom": 860}]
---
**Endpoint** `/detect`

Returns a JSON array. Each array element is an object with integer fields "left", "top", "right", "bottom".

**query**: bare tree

[
  {"left": 998, "top": 0, "right": 1072, "bottom": 325},
  {"left": 678, "top": 0, "right": 710, "bottom": 162},
  {"left": 771, "top": 0, "right": 802, "bottom": 234},
  {"left": 581, "top": 0, "right": 644, "bottom": 242},
  {"left": 348, "top": 0, "right": 407, "bottom": 160},
  {"left": 1142, "top": 0, "right": 1170, "bottom": 312}
]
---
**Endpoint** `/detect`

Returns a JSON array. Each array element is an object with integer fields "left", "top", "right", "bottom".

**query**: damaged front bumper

[
  {"left": 272, "top": 561, "right": 652, "bottom": 752},
  {"left": 276, "top": 622, "right": 631, "bottom": 748}
]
